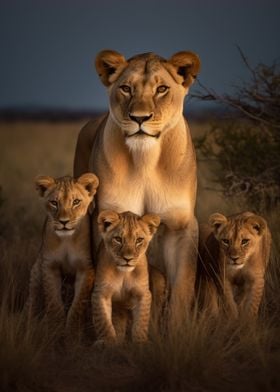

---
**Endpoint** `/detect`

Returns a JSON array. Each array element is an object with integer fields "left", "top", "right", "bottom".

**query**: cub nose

[
  {"left": 59, "top": 218, "right": 70, "bottom": 225},
  {"left": 230, "top": 256, "right": 240, "bottom": 263},
  {"left": 129, "top": 113, "right": 153, "bottom": 125},
  {"left": 123, "top": 255, "right": 134, "bottom": 262}
]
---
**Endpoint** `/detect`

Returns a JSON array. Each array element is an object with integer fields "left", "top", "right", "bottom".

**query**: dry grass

[{"left": 0, "top": 119, "right": 280, "bottom": 391}]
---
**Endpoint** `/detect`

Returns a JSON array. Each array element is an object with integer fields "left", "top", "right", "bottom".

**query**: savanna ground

[{"left": 0, "top": 118, "right": 280, "bottom": 392}]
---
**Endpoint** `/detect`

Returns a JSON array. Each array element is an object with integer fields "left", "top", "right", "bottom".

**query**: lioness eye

[
  {"left": 242, "top": 239, "right": 250, "bottom": 245},
  {"left": 49, "top": 200, "right": 58, "bottom": 208},
  {"left": 113, "top": 236, "right": 122, "bottom": 244},
  {"left": 136, "top": 237, "right": 144, "bottom": 245},
  {"left": 120, "top": 85, "right": 131, "bottom": 94},
  {"left": 222, "top": 239, "right": 229, "bottom": 246},
  {"left": 156, "top": 85, "right": 169, "bottom": 94},
  {"left": 73, "top": 199, "right": 81, "bottom": 206}
]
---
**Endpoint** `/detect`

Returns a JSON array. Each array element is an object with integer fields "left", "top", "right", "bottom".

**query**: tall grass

[{"left": 0, "top": 120, "right": 280, "bottom": 391}]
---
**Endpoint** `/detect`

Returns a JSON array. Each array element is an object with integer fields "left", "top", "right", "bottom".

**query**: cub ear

[
  {"left": 98, "top": 210, "right": 120, "bottom": 234},
  {"left": 141, "top": 214, "right": 161, "bottom": 236},
  {"left": 35, "top": 176, "right": 56, "bottom": 197},
  {"left": 77, "top": 173, "right": 99, "bottom": 197},
  {"left": 246, "top": 215, "right": 267, "bottom": 236},
  {"left": 169, "top": 51, "right": 201, "bottom": 87},
  {"left": 95, "top": 50, "right": 127, "bottom": 86},
  {"left": 209, "top": 213, "right": 227, "bottom": 235}
]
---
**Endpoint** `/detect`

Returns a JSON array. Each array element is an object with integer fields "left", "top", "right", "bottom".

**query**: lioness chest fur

[
  {"left": 27, "top": 173, "right": 99, "bottom": 339},
  {"left": 92, "top": 210, "right": 160, "bottom": 344}
]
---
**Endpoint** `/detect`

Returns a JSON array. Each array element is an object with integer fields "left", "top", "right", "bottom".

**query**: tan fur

[
  {"left": 27, "top": 173, "right": 99, "bottom": 340},
  {"left": 196, "top": 212, "right": 271, "bottom": 318},
  {"left": 92, "top": 211, "right": 161, "bottom": 344},
  {"left": 74, "top": 50, "right": 200, "bottom": 321}
]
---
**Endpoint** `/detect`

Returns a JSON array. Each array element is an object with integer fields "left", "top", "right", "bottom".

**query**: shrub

[{"left": 194, "top": 49, "right": 280, "bottom": 211}]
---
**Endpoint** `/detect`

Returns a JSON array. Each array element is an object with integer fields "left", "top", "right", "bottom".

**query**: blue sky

[{"left": 0, "top": 0, "right": 279, "bottom": 111}]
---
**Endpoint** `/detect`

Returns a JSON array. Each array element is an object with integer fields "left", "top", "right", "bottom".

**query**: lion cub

[
  {"left": 92, "top": 210, "right": 161, "bottom": 345},
  {"left": 28, "top": 173, "right": 99, "bottom": 339},
  {"left": 197, "top": 212, "right": 271, "bottom": 318}
]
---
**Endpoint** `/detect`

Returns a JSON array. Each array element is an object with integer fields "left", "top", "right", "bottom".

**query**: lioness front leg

[
  {"left": 42, "top": 263, "right": 65, "bottom": 327},
  {"left": 163, "top": 217, "right": 198, "bottom": 325},
  {"left": 92, "top": 290, "right": 116, "bottom": 345},
  {"left": 66, "top": 266, "right": 95, "bottom": 339},
  {"left": 131, "top": 290, "right": 152, "bottom": 343}
]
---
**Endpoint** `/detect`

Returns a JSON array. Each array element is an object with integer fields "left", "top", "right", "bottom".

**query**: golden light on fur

[
  {"left": 197, "top": 211, "right": 271, "bottom": 318},
  {"left": 92, "top": 211, "right": 160, "bottom": 345},
  {"left": 74, "top": 49, "right": 200, "bottom": 322},
  {"left": 27, "top": 174, "right": 98, "bottom": 341}
]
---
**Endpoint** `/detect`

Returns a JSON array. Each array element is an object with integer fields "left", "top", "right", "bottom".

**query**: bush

[{"left": 194, "top": 49, "right": 280, "bottom": 211}]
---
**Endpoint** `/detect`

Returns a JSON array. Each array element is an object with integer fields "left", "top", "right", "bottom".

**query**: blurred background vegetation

[
  {"left": 0, "top": 52, "right": 280, "bottom": 391},
  {"left": 194, "top": 50, "right": 280, "bottom": 212}
]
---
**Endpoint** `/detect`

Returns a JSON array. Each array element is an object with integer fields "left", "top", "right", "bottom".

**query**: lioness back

[
  {"left": 28, "top": 173, "right": 99, "bottom": 341},
  {"left": 92, "top": 210, "right": 161, "bottom": 344},
  {"left": 196, "top": 211, "right": 271, "bottom": 318}
]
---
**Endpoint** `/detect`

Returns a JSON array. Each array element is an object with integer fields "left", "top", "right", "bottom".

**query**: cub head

[
  {"left": 35, "top": 173, "right": 99, "bottom": 237},
  {"left": 98, "top": 210, "right": 160, "bottom": 272},
  {"left": 209, "top": 212, "right": 267, "bottom": 270},
  {"left": 95, "top": 49, "right": 200, "bottom": 151}
]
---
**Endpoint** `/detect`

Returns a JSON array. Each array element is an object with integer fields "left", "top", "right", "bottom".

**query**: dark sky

[{"left": 1, "top": 0, "right": 279, "bottom": 111}]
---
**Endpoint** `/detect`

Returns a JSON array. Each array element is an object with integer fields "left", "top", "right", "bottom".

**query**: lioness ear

[
  {"left": 35, "top": 176, "right": 56, "bottom": 197},
  {"left": 77, "top": 173, "right": 99, "bottom": 197},
  {"left": 95, "top": 50, "right": 127, "bottom": 86},
  {"left": 246, "top": 215, "right": 267, "bottom": 236},
  {"left": 141, "top": 214, "right": 161, "bottom": 236},
  {"left": 98, "top": 210, "right": 120, "bottom": 234},
  {"left": 169, "top": 51, "right": 200, "bottom": 87},
  {"left": 209, "top": 213, "right": 227, "bottom": 235}
]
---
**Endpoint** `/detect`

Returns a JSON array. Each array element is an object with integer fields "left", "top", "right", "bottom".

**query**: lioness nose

[
  {"left": 129, "top": 113, "right": 153, "bottom": 124},
  {"left": 230, "top": 256, "right": 239, "bottom": 262}
]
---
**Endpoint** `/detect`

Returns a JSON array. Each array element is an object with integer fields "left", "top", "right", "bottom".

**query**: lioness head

[
  {"left": 98, "top": 210, "right": 160, "bottom": 272},
  {"left": 209, "top": 212, "right": 267, "bottom": 270},
  {"left": 35, "top": 173, "right": 99, "bottom": 237},
  {"left": 95, "top": 49, "right": 200, "bottom": 150}
]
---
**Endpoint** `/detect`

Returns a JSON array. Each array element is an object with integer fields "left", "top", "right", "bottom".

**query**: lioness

[
  {"left": 74, "top": 49, "right": 200, "bottom": 320},
  {"left": 196, "top": 212, "right": 271, "bottom": 318},
  {"left": 92, "top": 210, "right": 160, "bottom": 344},
  {"left": 28, "top": 173, "right": 99, "bottom": 339}
]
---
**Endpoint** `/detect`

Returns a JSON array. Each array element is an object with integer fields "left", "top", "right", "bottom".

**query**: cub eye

[
  {"left": 49, "top": 200, "right": 58, "bottom": 208},
  {"left": 221, "top": 239, "right": 229, "bottom": 246},
  {"left": 156, "top": 85, "right": 169, "bottom": 94},
  {"left": 73, "top": 199, "right": 81, "bottom": 206},
  {"left": 120, "top": 85, "right": 131, "bottom": 94},
  {"left": 113, "top": 236, "right": 122, "bottom": 244},
  {"left": 241, "top": 239, "right": 250, "bottom": 246},
  {"left": 136, "top": 237, "right": 144, "bottom": 245}
]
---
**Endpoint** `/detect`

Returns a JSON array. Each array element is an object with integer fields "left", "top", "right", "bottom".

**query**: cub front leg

[
  {"left": 66, "top": 266, "right": 95, "bottom": 339},
  {"left": 27, "top": 260, "right": 42, "bottom": 321},
  {"left": 240, "top": 276, "right": 265, "bottom": 318},
  {"left": 223, "top": 280, "right": 238, "bottom": 319},
  {"left": 92, "top": 288, "right": 116, "bottom": 345},
  {"left": 131, "top": 290, "right": 151, "bottom": 343},
  {"left": 42, "top": 262, "right": 65, "bottom": 327}
]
